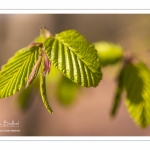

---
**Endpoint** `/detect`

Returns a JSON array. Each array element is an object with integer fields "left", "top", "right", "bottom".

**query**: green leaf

[
  {"left": 123, "top": 62, "right": 150, "bottom": 127},
  {"left": 56, "top": 76, "right": 79, "bottom": 105},
  {"left": 110, "top": 67, "right": 124, "bottom": 117},
  {"left": 0, "top": 46, "right": 40, "bottom": 98},
  {"left": 40, "top": 62, "right": 53, "bottom": 113},
  {"left": 44, "top": 30, "right": 102, "bottom": 87},
  {"left": 94, "top": 41, "right": 123, "bottom": 66}
]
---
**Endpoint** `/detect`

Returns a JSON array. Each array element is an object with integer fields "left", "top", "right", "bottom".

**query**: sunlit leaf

[
  {"left": 0, "top": 46, "right": 40, "bottom": 98},
  {"left": 123, "top": 62, "right": 150, "bottom": 127},
  {"left": 44, "top": 30, "right": 102, "bottom": 87},
  {"left": 56, "top": 76, "right": 79, "bottom": 105},
  {"left": 94, "top": 41, "right": 123, "bottom": 66}
]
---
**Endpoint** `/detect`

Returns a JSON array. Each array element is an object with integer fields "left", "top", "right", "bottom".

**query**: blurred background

[{"left": 1, "top": 14, "right": 150, "bottom": 136}]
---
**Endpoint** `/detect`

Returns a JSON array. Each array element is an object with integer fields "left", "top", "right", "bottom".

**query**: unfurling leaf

[
  {"left": 41, "top": 49, "right": 51, "bottom": 76},
  {"left": 26, "top": 54, "right": 42, "bottom": 88},
  {"left": 40, "top": 61, "right": 53, "bottom": 113},
  {"left": 123, "top": 62, "right": 150, "bottom": 128},
  {"left": 110, "top": 67, "right": 124, "bottom": 117},
  {"left": 94, "top": 41, "right": 123, "bottom": 66},
  {"left": 0, "top": 46, "right": 40, "bottom": 98},
  {"left": 44, "top": 30, "right": 102, "bottom": 87}
]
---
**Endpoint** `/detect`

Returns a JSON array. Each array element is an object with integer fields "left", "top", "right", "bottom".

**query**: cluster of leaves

[
  {"left": 0, "top": 26, "right": 102, "bottom": 114},
  {"left": 95, "top": 42, "right": 150, "bottom": 128},
  {"left": 1, "top": 26, "right": 150, "bottom": 128}
]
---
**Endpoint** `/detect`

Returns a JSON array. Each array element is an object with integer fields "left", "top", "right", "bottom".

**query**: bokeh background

[{"left": 1, "top": 14, "right": 150, "bottom": 136}]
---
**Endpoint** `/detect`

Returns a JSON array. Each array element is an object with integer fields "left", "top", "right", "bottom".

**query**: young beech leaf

[
  {"left": 123, "top": 62, "right": 150, "bottom": 128},
  {"left": 44, "top": 30, "right": 102, "bottom": 87},
  {"left": 94, "top": 41, "right": 123, "bottom": 67},
  {"left": 0, "top": 46, "right": 40, "bottom": 98},
  {"left": 110, "top": 67, "right": 124, "bottom": 117},
  {"left": 40, "top": 62, "right": 53, "bottom": 113}
]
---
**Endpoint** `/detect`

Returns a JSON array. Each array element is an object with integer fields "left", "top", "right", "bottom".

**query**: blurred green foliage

[
  {"left": 18, "top": 76, "right": 39, "bottom": 111},
  {"left": 95, "top": 40, "right": 150, "bottom": 128},
  {"left": 123, "top": 62, "right": 150, "bottom": 128},
  {"left": 110, "top": 61, "right": 150, "bottom": 128},
  {"left": 56, "top": 76, "right": 79, "bottom": 106},
  {"left": 94, "top": 41, "right": 123, "bottom": 66}
]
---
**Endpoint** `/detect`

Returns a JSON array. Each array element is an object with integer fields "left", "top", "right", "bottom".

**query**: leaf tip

[
  {"left": 50, "top": 111, "right": 54, "bottom": 114},
  {"left": 25, "top": 84, "right": 29, "bottom": 89},
  {"left": 47, "top": 107, "right": 53, "bottom": 114}
]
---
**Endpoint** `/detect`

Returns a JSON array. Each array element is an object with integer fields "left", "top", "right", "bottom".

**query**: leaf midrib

[{"left": 55, "top": 36, "right": 99, "bottom": 76}]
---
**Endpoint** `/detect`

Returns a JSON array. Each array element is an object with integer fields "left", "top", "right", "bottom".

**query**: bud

[{"left": 39, "top": 25, "right": 53, "bottom": 39}]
